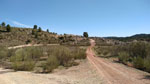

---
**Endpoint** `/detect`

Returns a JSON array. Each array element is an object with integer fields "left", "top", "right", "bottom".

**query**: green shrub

[
  {"left": 7, "top": 49, "right": 15, "bottom": 58},
  {"left": 0, "top": 47, "right": 8, "bottom": 60},
  {"left": 0, "top": 47, "right": 15, "bottom": 68},
  {"left": 129, "top": 42, "right": 147, "bottom": 58},
  {"left": 73, "top": 49, "right": 86, "bottom": 59},
  {"left": 12, "top": 61, "right": 35, "bottom": 71},
  {"left": 52, "top": 46, "right": 72, "bottom": 66},
  {"left": 133, "top": 56, "right": 144, "bottom": 70},
  {"left": 10, "top": 48, "right": 29, "bottom": 62},
  {"left": 118, "top": 52, "right": 130, "bottom": 64},
  {"left": 6, "top": 45, "right": 86, "bottom": 72},
  {"left": 42, "top": 55, "right": 59, "bottom": 73},
  {"left": 144, "top": 59, "right": 150, "bottom": 72},
  {"left": 10, "top": 47, "right": 43, "bottom": 71},
  {"left": 27, "top": 47, "right": 43, "bottom": 61},
  {"left": 94, "top": 46, "right": 119, "bottom": 57}
]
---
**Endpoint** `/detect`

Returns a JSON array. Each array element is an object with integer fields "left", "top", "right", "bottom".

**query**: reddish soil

[{"left": 87, "top": 39, "right": 150, "bottom": 84}]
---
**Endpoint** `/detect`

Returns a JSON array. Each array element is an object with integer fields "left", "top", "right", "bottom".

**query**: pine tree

[
  {"left": 6, "top": 24, "right": 11, "bottom": 32},
  {"left": 1, "top": 22, "right": 5, "bottom": 27},
  {"left": 38, "top": 27, "right": 42, "bottom": 32},
  {"left": 47, "top": 29, "right": 49, "bottom": 33},
  {"left": 83, "top": 32, "right": 88, "bottom": 38},
  {"left": 33, "top": 25, "right": 37, "bottom": 29}
]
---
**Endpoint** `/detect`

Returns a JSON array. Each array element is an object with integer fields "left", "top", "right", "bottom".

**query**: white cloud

[
  {"left": 6, "top": 19, "right": 31, "bottom": 28},
  {"left": 12, "top": 21, "right": 31, "bottom": 28}
]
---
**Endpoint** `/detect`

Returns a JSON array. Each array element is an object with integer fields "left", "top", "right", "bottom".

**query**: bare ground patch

[{"left": 0, "top": 60, "right": 103, "bottom": 84}]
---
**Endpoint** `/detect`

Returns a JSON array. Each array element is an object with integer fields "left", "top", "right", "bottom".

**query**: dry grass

[{"left": 94, "top": 41, "right": 150, "bottom": 73}]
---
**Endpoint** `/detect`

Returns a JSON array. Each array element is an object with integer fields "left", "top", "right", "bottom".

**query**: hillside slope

[
  {"left": 0, "top": 27, "right": 89, "bottom": 46},
  {"left": 0, "top": 27, "right": 59, "bottom": 46}
]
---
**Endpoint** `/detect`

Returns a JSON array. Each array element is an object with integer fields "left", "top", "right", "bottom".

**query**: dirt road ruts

[{"left": 86, "top": 39, "right": 150, "bottom": 84}]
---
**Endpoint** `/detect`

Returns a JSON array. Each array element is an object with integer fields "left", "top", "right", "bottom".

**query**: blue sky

[{"left": 0, "top": 0, "right": 150, "bottom": 37}]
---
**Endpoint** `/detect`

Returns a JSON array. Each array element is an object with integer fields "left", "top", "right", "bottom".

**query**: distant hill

[{"left": 105, "top": 34, "right": 150, "bottom": 42}]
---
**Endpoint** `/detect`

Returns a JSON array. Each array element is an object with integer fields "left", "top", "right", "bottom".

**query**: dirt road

[
  {"left": 87, "top": 39, "right": 150, "bottom": 84},
  {"left": 8, "top": 44, "right": 59, "bottom": 49}
]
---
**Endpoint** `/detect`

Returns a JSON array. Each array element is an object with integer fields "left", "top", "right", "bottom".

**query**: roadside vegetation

[
  {"left": 94, "top": 39, "right": 150, "bottom": 73},
  {"left": 0, "top": 45, "right": 86, "bottom": 73},
  {"left": 0, "top": 21, "right": 89, "bottom": 73}
]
